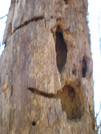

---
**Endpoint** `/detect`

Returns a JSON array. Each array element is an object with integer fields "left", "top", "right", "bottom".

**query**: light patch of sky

[
  {"left": 0, "top": 0, "right": 11, "bottom": 55},
  {"left": 0, "top": 0, "right": 101, "bottom": 120},
  {"left": 88, "top": 0, "right": 101, "bottom": 126}
]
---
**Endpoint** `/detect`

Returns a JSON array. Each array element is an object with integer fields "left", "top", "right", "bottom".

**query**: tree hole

[
  {"left": 32, "top": 121, "right": 36, "bottom": 126},
  {"left": 64, "top": 0, "right": 68, "bottom": 4},
  {"left": 55, "top": 27, "right": 67, "bottom": 73},
  {"left": 72, "top": 64, "right": 77, "bottom": 76},
  {"left": 56, "top": 85, "right": 84, "bottom": 120},
  {"left": 72, "top": 69, "right": 77, "bottom": 75},
  {"left": 82, "top": 56, "right": 87, "bottom": 77}
]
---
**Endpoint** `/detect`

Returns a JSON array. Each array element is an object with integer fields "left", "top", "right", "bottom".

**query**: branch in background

[
  {"left": 95, "top": 121, "right": 101, "bottom": 134},
  {"left": 95, "top": 102, "right": 101, "bottom": 134},
  {"left": 0, "top": 14, "right": 8, "bottom": 20}
]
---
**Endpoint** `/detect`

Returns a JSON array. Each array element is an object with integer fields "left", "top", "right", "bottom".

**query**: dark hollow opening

[
  {"left": 68, "top": 86, "right": 75, "bottom": 98},
  {"left": 56, "top": 85, "right": 84, "bottom": 120},
  {"left": 55, "top": 28, "right": 67, "bottom": 73},
  {"left": 82, "top": 56, "right": 87, "bottom": 77},
  {"left": 64, "top": 0, "right": 68, "bottom": 4},
  {"left": 32, "top": 121, "right": 36, "bottom": 126},
  {"left": 72, "top": 69, "right": 77, "bottom": 76}
]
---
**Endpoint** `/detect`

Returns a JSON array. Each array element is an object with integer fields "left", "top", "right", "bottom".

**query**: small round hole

[{"left": 32, "top": 121, "right": 36, "bottom": 126}]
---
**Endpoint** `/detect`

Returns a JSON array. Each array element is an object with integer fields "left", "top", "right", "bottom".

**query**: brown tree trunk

[{"left": 0, "top": 0, "right": 95, "bottom": 133}]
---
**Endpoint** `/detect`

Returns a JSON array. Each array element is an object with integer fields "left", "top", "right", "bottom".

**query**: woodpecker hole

[
  {"left": 72, "top": 69, "right": 77, "bottom": 75},
  {"left": 82, "top": 56, "right": 87, "bottom": 77},
  {"left": 64, "top": 0, "right": 68, "bottom": 4},
  {"left": 32, "top": 121, "right": 36, "bottom": 126},
  {"left": 55, "top": 26, "right": 67, "bottom": 73}
]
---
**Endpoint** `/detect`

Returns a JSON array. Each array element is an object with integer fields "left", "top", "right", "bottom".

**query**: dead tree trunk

[{"left": 0, "top": 0, "right": 95, "bottom": 133}]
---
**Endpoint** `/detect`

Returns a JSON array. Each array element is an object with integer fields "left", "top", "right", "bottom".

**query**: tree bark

[{"left": 0, "top": 0, "right": 95, "bottom": 133}]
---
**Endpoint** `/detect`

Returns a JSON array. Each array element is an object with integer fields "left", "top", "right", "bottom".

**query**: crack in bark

[
  {"left": 3, "top": 16, "right": 44, "bottom": 45},
  {"left": 13, "top": 16, "right": 44, "bottom": 33},
  {"left": 28, "top": 87, "right": 55, "bottom": 98},
  {"left": 27, "top": 85, "right": 84, "bottom": 120}
]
